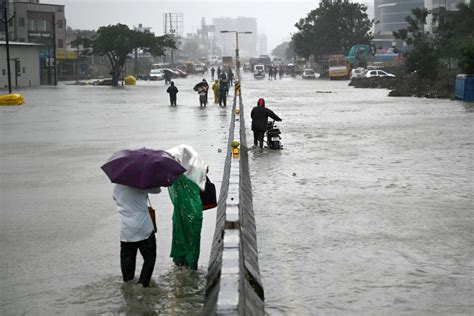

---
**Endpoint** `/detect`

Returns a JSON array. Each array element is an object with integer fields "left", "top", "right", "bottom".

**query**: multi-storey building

[
  {"left": 374, "top": 0, "right": 468, "bottom": 48},
  {"left": 373, "top": 0, "right": 425, "bottom": 48},
  {"left": 1, "top": 0, "right": 67, "bottom": 84}
]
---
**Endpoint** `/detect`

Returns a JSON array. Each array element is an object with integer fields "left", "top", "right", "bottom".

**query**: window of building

[
  {"left": 19, "top": 17, "right": 25, "bottom": 27},
  {"left": 57, "top": 19, "right": 63, "bottom": 28},
  {"left": 58, "top": 39, "right": 64, "bottom": 48},
  {"left": 22, "top": 67, "right": 26, "bottom": 74},
  {"left": 2, "top": 69, "right": 5, "bottom": 76}
]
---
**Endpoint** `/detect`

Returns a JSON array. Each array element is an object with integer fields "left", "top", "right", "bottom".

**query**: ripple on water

[{"left": 55, "top": 268, "right": 206, "bottom": 315}]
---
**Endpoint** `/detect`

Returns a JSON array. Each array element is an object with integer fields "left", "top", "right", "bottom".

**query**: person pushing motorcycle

[{"left": 251, "top": 98, "right": 282, "bottom": 149}]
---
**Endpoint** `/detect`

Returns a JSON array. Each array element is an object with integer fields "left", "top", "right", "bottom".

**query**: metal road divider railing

[{"left": 202, "top": 69, "right": 265, "bottom": 315}]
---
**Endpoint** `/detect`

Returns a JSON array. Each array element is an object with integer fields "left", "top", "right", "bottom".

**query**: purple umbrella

[{"left": 101, "top": 148, "right": 186, "bottom": 190}]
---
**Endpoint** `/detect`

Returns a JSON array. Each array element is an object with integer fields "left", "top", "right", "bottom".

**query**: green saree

[{"left": 168, "top": 175, "right": 203, "bottom": 269}]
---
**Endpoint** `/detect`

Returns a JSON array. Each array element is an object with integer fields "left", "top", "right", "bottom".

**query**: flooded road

[
  {"left": 242, "top": 74, "right": 474, "bottom": 314},
  {"left": 0, "top": 77, "right": 229, "bottom": 315},
  {"left": 1, "top": 73, "right": 472, "bottom": 315}
]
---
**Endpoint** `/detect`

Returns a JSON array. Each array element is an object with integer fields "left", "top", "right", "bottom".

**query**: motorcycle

[{"left": 266, "top": 120, "right": 283, "bottom": 149}]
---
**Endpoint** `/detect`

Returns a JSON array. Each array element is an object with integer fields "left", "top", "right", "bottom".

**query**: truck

[
  {"left": 347, "top": 44, "right": 402, "bottom": 69},
  {"left": 222, "top": 56, "right": 233, "bottom": 68},
  {"left": 328, "top": 55, "right": 350, "bottom": 80}
]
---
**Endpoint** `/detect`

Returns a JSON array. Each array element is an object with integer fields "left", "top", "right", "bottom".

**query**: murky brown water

[
  {"left": 242, "top": 74, "right": 474, "bottom": 315},
  {"left": 0, "top": 78, "right": 228, "bottom": 315},
  {"left": 1, "top": 74, "right": 472, "bottom": 315}
]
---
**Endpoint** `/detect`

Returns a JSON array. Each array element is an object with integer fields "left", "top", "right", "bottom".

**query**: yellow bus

[{"left": 328, "top": 55, "right": 350, "bottom": 80}]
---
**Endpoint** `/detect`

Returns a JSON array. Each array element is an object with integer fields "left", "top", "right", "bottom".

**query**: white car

[
  {"left": 209, "top": 55, "right": 219, "bottom": 65},
  {"left": 149, "top": 69, "right": 165, "bottom": 81},
  {"left": 350, "top": 67, "right": 366, "bottom": 79},
  {"left": 364, "top": 70, "right": 395, "bottom": 78},
  {"left": 302, "top": 69, "right": 317, "bottom": 79},
  {"left": 194, "top": 63, "right": 205, "bottom": 74}
]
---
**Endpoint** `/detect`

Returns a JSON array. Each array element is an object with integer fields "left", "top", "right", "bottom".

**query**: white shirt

[{"left": 112, "top": 184, "right": 160, "bottom": 242}]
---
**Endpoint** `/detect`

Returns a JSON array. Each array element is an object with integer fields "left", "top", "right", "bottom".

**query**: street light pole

[
  {"left": 220, "top": 30, "right": 252, "bottom": 62},
  {"left": 2, "top": 4, "right": 15, "bottom": 93}
]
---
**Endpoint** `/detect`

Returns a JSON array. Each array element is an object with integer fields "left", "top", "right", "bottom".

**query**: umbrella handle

[{"left": 147, "top": 195, "right": 153, "bottom": 208}]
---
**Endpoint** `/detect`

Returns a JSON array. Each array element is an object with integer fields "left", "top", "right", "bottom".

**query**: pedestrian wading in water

[
  {"left": 166, "top": 145, "right": 209, "bottom": 270},
  {"left": 251, "top": 98, "right": 282, "bottom": 148},
  {"left": 113, "top": 185, "right": 161, "bottom": 287},
  {"left": 167, "top": 81, "right": 178, "bottom": 106}
]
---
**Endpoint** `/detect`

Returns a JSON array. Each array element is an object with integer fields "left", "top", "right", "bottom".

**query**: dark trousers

[
  {"left": 253, "top": 130, "right": 265, "bottom": 148},
  {"left": 169, "top": 95, "right": 177, "bottom": 106},
  {"left": 219, "top": 93, "right": 226, "bottom": 106},
  {"left": 120, "top": 233, "right": 156, "bottom": 287}
]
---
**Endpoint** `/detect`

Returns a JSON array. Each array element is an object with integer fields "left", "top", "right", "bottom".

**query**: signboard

[{"left": 56, "top": 50, "right": 77, "bottom": 60}]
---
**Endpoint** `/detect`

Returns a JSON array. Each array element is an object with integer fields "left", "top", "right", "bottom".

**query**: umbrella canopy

[
  {"left": 101, "top": 148, "right": 186, "bottom": 190},
  {"left": 193, "top": 81, "right": 209, "bottom": 92}
]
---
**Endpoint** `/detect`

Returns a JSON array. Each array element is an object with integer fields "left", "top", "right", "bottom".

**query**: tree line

[{"left": 272, "top": 0, "right": 474, "bottom": 80}]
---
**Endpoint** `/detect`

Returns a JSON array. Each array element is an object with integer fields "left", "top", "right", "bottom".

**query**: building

[
  {"left": 373, "top": 0, "right": 424, "bottom": 48},
  {"left": 1, "top": 0, "right": 67, "bottom": 84},
  {"left": 258, "top": 34, "right": 267, "bottom": 55},
  {"left": 1, "top": 41, "right": 41, "bottom": 88},
  {"left": 425, "top": 0, "right": 466, "bottom": 33},
  {"left": 213, "top": 17, "right": 258, "bottom": 57}
]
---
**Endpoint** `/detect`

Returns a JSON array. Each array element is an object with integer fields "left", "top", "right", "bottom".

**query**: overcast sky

[{"left": 46, "top": 0, "right": 373, "bottom": 52}]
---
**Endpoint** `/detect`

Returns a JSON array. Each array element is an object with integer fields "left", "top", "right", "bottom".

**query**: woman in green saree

[
  {"left": 166, "top": 145, "right": 208, "bottom": 270},
  {"left": 168, "top": 174, "right": 203, "bottom": 269}
]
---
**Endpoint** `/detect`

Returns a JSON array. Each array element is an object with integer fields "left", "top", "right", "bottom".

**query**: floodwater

[
  {"left": 1, "top": 73, "right": 473, "bottom": 315},
  {"left": 0, "top": 77, "right": 229, "bottom": 315},
  {"left": 241, "top": 74, "right": 474, "bottom": 314}
]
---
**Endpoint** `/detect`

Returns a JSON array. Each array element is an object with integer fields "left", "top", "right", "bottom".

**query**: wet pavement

[{"left": 1, "top": 73, "right": 473, "bottom": 315}]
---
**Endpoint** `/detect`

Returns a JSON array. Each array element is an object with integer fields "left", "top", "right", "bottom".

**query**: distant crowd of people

[{"left": 166, "top": 65, "right": 235, "bottom": 107}]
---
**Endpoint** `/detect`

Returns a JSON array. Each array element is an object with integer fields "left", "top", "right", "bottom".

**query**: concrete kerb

[{"left": 203, "top": 67, "right": 264, "bottom": 315}]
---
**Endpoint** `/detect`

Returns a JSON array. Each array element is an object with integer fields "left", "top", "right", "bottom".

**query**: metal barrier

[{"left": 202, "top": 69, "right": 264, "bottom": 315}]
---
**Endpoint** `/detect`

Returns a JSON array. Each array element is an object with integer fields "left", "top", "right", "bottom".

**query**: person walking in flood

[
  {"left": 166, "top": 145, "right": 208, "bottom": 270},
  {"left": 212, "top": 79, "right": 219, "bottom": 104},
  {"left": 210, "top": 66, "right": 215, "bottom": 80},
  {"left": 251, "top": 98, "right": 282, "bottom": 148},
  {"left": 218, "top": 77, "right": 229, "bottom": 107},
  {"left": 113, "top": 184, "right": 161, "bottom": 287},
  {"left": 166, "top": 81, "right": 178, "bottom": 106}
]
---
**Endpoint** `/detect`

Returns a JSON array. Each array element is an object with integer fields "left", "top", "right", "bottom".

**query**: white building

[{"left": 0, "top": 41, "right": 42, "bottom": 88}]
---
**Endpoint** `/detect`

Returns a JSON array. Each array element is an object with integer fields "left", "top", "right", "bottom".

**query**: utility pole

[
  {"left": 52, "top": 12, "right": 57, "bottom": 86},
  {"left": 2, "top": 3, "right": 15, "bottom": 93}
]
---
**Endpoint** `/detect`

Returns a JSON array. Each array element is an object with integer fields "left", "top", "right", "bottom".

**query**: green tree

[
  {"left": 393, "top": 8, "right": 440, "bottom": 79},
  {"left": 91, "top": 24, "right": 175, "bottom": 86},
  {"left": 271, "top": 41, "right": 289, "bottom": 58},
  {"left": 436, "top": 2, "right": 474, "bottom": 73},
  {"left": 292, "top": 0, "right": 373, "bottom": 59}
]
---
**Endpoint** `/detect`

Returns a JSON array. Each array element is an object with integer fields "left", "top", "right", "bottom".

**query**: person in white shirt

[{"left": 113, "top": 184, "right": 161, "bottom": 287}]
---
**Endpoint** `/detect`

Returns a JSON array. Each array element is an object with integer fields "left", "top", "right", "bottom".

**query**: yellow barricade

[
  {"left": 235, "top": 81, "right": 241, "bottom": 96},
  {"left": 124, "top": 76, "right": 136, "bottom": 86},
  {"left": 0, "top": 94, "right": 25, "bottom": 106}
]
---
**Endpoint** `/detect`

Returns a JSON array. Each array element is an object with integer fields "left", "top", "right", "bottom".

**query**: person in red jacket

[{"left": 250, "top": 98, "right": 282, "bottom": 148}]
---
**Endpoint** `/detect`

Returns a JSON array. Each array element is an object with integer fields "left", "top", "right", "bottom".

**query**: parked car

[
  {"left": 364, "top": 69, "right": 395, "bottom": 78},
  {"left": 174, "top": 68, "right": 188, "bottom": 78},
  {"left": 350, "top": 67, "right": 366, "bottom": 79},
  {"left": 162, "top": 68, "right": 181, "bottom": 78},
  {"left": 149, "top": 69, "right": 165, "bottom": 81},
  {"left": 302, "top": 68, "right": 317, "bottom": 79},
  {"left": 209, "top": 55, "right": 219, "bottom": 65},
  {"left": 194, "top": 63, "right": 205, "bottom": 74}
]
